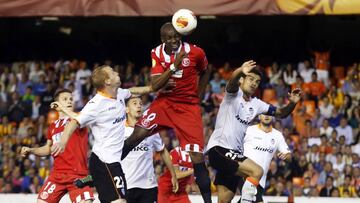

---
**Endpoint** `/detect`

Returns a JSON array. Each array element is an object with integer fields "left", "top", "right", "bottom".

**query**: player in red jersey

[
  {"left": 20, "top": 89, "right": 94, "bottom": 203},
  {"left": 158, "top": 147, "right": 194, "bottom": 203},
  {"left": 122, "top": 22, "right": 212, "bottom": 203}
]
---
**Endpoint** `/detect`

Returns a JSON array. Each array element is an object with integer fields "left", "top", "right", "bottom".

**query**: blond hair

[{"left": 91, "top": 65, "right": 110, "bottom": 90}]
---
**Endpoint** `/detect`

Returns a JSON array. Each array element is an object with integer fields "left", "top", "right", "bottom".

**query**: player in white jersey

[
  {"left": 239, "top": 114, "right": 291, "bottom": 203},
  {"left": 51, "top": 65, "right": 153, "bottom": 203},
  {"left": 121, "top": 95, "right": 178, "bottom": 203},
  {"left": 206, "top": 60, "right": 301, "bottom": 203}
]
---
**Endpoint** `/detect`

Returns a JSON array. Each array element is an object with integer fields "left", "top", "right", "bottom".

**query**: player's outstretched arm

[
  {"left": 226, "top": 60, "right": 256, "bottom": 93},
  {"left": 20, "top": 140, "right": 52, "bottom": 157},
  {"left": 50, "top": 102, "right": 78, "bottom": 119},
  {"left": 198, "top": 64, "right": 212, "bottom": 100},
  {"left": 128, "top": 86, "right": 153, "bottom": 95},
  {"left": 159, "top": 148, "right": 179, "bottom": 193},
  {"left": 274, "top": 88, "right": 302, "bottom": 118},
  {"left": 51, "top": 119, "right": 79, "bottom": 156},
  {"left": 151, "top": 51, "right": 187, "bottom": 92}
]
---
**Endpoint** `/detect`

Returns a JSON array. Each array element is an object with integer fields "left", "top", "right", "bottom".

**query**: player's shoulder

[
  {"left": 271, "top": 128, "right": 284, "bottom": 138},
  {"left": 170, "top": 146, "right": 181, "bottom": 155},
  {"left": 187, "top": 42, "right": 205, "bottom": 53}
]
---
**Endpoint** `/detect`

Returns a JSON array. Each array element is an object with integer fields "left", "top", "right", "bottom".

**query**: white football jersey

[
  {"left": 121, "top": 124, "right": 164, "bottom": 189},
  {"left": 206, "top": 89, "right": 270, "bottom": 153},
  {"left": 76, "top": 88, "right": 130, "bottom": 164},
  {"left": 244, "top": 125, "right": 290, "bottom": 187}
]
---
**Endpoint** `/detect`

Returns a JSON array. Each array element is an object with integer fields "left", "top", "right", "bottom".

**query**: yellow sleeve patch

[{"left": 152, "top": 59, "right": 156, "bottom": 67}]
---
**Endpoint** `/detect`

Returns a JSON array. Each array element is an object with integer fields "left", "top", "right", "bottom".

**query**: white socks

[{"left": 241, "top": 178, "right": 258, "bottom": 203}]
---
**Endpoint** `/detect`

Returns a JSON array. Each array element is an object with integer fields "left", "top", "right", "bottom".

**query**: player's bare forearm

[
  {"left": 160, "top": 149, "right": 177, "bottom": 179},
  {"left": 25, "top": 140, "right": 52, "bottom": 157},
  {"left": 226, "top": 68, "right": 243, "bottom": 93},
  {"left": 151, "top": 70, "right": 173, "bottom": 92},
  {"left": 61, "top": 119, "right": 79, "bottom": 145},
  {"left": 50, "top": 102, "right": 78, "bottom": 119},
  {"left": 129, "top": 86, "right": 153, "bottom": 95},
  {"left": 175, "top": 167, "right": 194, "bottom": 179},
  {"left": 197, "top": 67, "right": 211, "bottom": 99},
  {"left": 275, "top": 101, "right": 297, "bottom": 118}
]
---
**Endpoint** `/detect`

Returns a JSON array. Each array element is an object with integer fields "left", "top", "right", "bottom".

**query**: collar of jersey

[
  {"left": 162, "top": 41, "right": 183, "bottom": 57},
  {"left": 97, "top": 90, "right": 116, "bottom": 99}
]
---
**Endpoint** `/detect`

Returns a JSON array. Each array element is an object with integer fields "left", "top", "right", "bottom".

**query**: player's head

[
  {"left": 54, "top": 89, "right": 73, "bottom": 111},
  {"left": 91, "top": 65, "right": 121, "bottom": 90},
  {"left": 239, "top": 66, "right": 263, "bottom": 95},
  {"left": 125, "top": 95, "right": 143, "bottom": 120},
  {"left": 259, "top": 114, "right": 273, "bottom": 126},
  {"left": 160, "top": 22, "right": 181, "bottom": 52}
]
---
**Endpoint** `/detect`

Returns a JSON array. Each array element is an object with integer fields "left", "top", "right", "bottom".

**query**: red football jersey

[
  {"left": 151, "top": 42, "right": 208, "bottom": 104},
  {"left": 47, "top": 117, "right": 88, "bottom": 175},
  {"left": 158, "top": 147, "right": 193, "bottom": 194}
]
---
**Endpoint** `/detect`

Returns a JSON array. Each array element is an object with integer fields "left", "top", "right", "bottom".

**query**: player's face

[
  {"left": 162, "top": 30, "right": 181, "bottom": 52},
  {"left": 104, "top": 67, "right": 121, "bottom": 88},
  {"left": 240, "top": 73, "right": 261, "bottom": 95},
  {"left": 126, "top": 98, "right": 143, "bottom": 119},
  {"left": 259, "top": 114, "right": 272, "bottom": 125},
  {"left": 58, "top": 92, "right": 73, "bottom": 111}
]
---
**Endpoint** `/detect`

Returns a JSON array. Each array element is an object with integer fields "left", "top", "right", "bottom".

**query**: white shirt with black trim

[
  {"left": 206, "top": 88, "right": 270, "bottom": 153},
  {"left": 121, "top": 125, "right": 164, "bottom": 189},
  {"left": 243, "top": 125, "right": 290, "bottom": 188},
  {"left": 76, "top": 88, "right": 131, "bottom": 164}
]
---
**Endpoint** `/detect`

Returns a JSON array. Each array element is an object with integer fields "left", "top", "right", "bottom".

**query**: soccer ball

[{"left": 172, "top": 9, "right": 197, "bottom": 35}]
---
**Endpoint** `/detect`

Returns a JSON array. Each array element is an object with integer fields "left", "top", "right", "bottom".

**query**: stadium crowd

[{"left": 0, "top": 55, "right": 359, "bottom": 198}]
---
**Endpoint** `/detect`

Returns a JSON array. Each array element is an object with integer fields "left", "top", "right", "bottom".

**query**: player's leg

[
  {"left": 236, "top": 158, "right": 263, "bottom": 203},
  {"left": 122, "top": 99, "right": 169, "bottom": 160},
  {"left": 89, "top": 153, "right": 127, "bottom": 203},
  {"left": 121, "top": 126, "right": 152, "bottom": 159},
  {"left": 37, "top": 175, "right": 67, "bottom": 203},
  {"left": 208, "top": 146, "right": 243, "bottom": 203},
  {"left": 217, "top": 185, "right": 235, "bottom": 203},
  {"left": 174, "top": 103, "right": 212, "bottom": 203},
  {"left": 189, "top": 152, "right": 212, "bottom": 203}
]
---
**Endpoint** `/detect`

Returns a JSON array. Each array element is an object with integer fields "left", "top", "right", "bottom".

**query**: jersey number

[
  {"left": 225, "top": 150, "right": 241, "bottom": 160},
  {"left": 114, "top": 176, "right": 124, "bottom": 189},
  {"left": 44, "top": 181, "right": 56, "bottom": 193}
]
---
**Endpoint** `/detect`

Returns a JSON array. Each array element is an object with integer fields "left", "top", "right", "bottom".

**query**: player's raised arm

[
  {"left": 51, "top": 119, "right": 79, "bottom": 156},
  {"left": 226, "top": 60, "right": 257, "bottom": 93},
  {"left": 50, "top": 101, "right": 78, "bottom": 119},
  {"left": 21, "top": 140, "right": 52, "bottom": 157},
  {"left": 274, "top": 88, "right": 302, "bottom": 118},
  {"left": 128, "top": 86, "right": 153, "bottom": 95}
]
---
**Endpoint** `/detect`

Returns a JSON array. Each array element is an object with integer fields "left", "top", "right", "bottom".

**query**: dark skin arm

[
  {"left": 151, "top": 51, "right": 187, "bottom": 91},
  {"left": 197, "top": 64, "right": 212, "bottom": 99},
  {"left": 274, "top": 88, "right": 302, "bottom": 118}
]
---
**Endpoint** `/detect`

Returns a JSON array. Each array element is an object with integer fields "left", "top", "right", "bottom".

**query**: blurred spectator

[
  {"left": 319, "top": 176, "right": 335, "bottom": 197},
  {"left": 273, "top": 77, "right": 290, "bottom": 98},
  {"left": 319, "top": 96, "right": 334, "bottom": 119},
  {"left": 209, "top": 72, "right": 226, "bottom": 94},
  {"left": 336, "top": 117, "right": 354, "bottom": 145},
  {"left": 299, "top": 60, "right": 314, "bottom": 83},
  {"left": 339, "top": 175, "right": 358, "bottom": 197},
  {"left": 283, "top": 63, "right": 297, "bottom": 85},
  {"left": 268, "top": 62, "right": 282, "bottom": 85},
  {"left": 304, "top": 72, "right": 326, "bottom": 101},
  {"left": 217, "top": 62, "right": 232, "bottom": 81}
]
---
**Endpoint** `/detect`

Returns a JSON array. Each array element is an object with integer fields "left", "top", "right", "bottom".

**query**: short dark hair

[
  {"left": 240, "top": 66, "right": 263, "bottom": 79},
  {"left": 54, "top": 89, "right": 72, "bottom": 101},
  {"left": 125, "top": 95, "right": 141, "bottom": 106}
]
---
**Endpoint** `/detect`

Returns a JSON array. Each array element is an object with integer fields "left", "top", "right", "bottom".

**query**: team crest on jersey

[
  {"left": 40, "top": 191, "right": 49, "bottom": 199},
  {"left": 271, "top": 138, "right": 275, "bottom": 145},
  {"left": 249, "top": 107, "right": 254, "bottom": 116},
  {"left": 182, "top": 58, "right": 190, "bottom": 67}
]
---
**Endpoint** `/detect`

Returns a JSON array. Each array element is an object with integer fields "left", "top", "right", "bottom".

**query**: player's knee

[
  {"left": 218, "top": 192, "right": 233, "bottom": 203},
  {"left": 252, "top": 165, "right": 263, "bottom": 180}
]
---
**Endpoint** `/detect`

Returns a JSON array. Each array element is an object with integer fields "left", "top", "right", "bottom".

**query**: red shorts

[
  {"left": 37, "top": 172, "right": 94, "bottom": 203},
  {"left": 137, "top": 98, "right": 204, "bottom": 152},
  {"left": 158, "top": 191, "right": 190, "bottom": 203}
]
